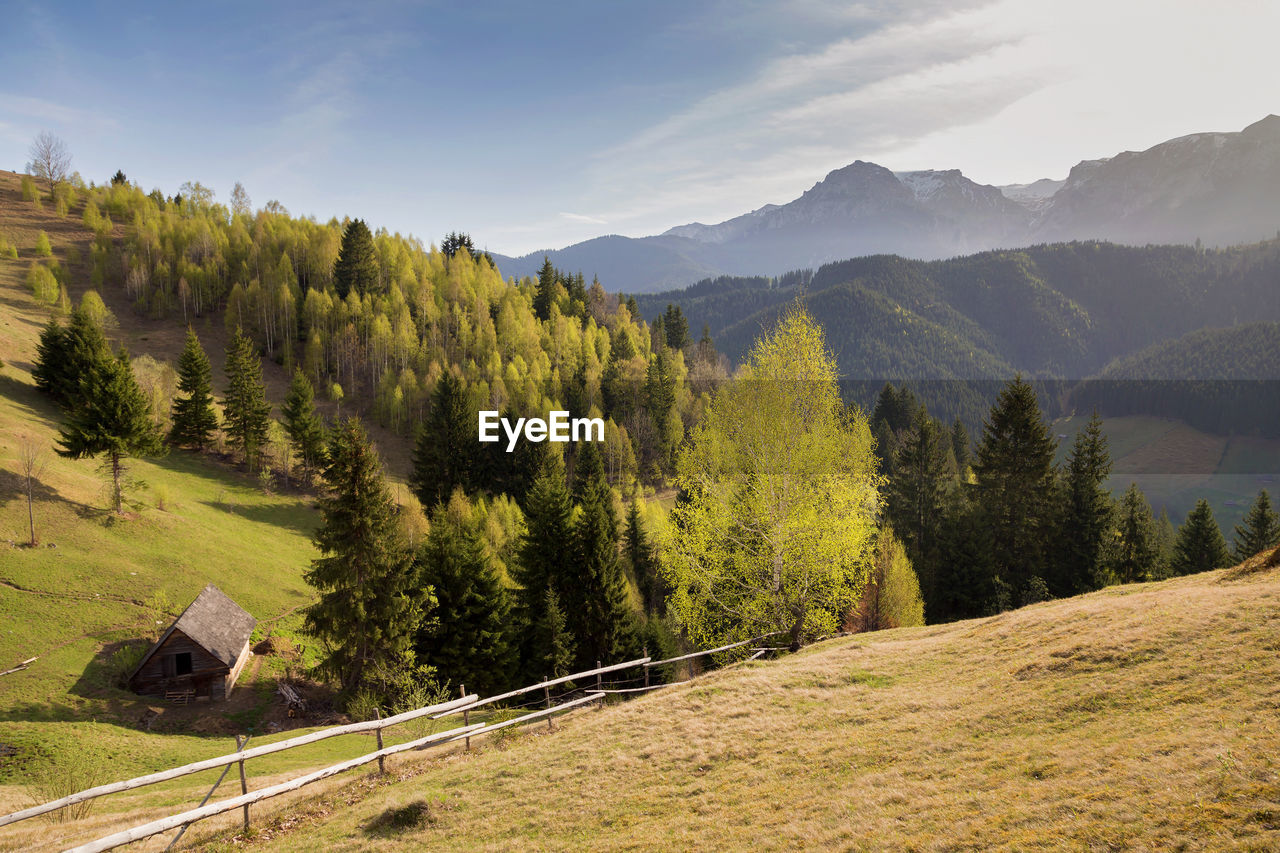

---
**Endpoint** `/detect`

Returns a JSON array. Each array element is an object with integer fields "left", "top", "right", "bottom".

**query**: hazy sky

[{"left": 2, "top": 0, "right": 1276, "bottom": 256}]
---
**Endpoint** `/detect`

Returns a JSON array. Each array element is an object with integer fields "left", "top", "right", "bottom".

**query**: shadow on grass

[{"left": 195, "top": 499, "right": 319, "bottom": 536}]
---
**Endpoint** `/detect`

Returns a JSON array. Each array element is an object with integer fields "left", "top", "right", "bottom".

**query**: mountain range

[{"left": 493, "top": 115, "right": 1280, "bottom": 293}]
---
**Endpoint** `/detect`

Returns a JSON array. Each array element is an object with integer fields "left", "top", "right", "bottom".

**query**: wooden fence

[{"left": 2, "top": 634, "right": 785, "bottom": 851}]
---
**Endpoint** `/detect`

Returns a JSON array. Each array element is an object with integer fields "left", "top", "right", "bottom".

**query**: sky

[{"left": 2, "top": 0, "right": 1277, "bottom": 256}]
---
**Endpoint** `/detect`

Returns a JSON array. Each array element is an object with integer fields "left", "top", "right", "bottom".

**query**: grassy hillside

[
  {"left": 173, "top": 553, "right": 1280, "bottom": 851},
  {"left": 0, "top": 170, "right": 349, "bottom": 799}
]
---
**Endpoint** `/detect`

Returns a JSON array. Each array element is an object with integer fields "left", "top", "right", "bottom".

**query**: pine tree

[
  {"left": 885, "top": 406, "right": 953, "bottom": 600},
  {"left": 568, "top": 451, "right": 634, "bottom": 669},
  {"left": 627, "top": 495, "right": 663, "bottom": 615},
  {"left": 951, "top": 419, "right": 970, "bottom": 473},
  {"left": 1232, "top": 489, "right": 1280, "bottom": 561},
  {"left": 1111, "top": 483, "right": 1158, "bottom": 584},
  {"left": 530, "top": 587, "right": 575, "bottom": 679},
  {"left": 282, "top": 368, "right": 328, "bottom": 480},
  {"left": 56, "top": 350, "right": 164, "bottom": 514},
  {"left": 513, "top": 456, "right": 574, "bottom": 673},
  {"left": 533, "top": 257, "right": 556, "bottom": 322},
  {"left": 971, "top": 377, "right": 1058, "bottom": 603},
  {"left": 409, "top": 371, "right": 475, "bottom": 507},
  {"left": 663, "top": 304, "right": 689, "bottom": 350},
  {"left": 1169, "top": 499, "right": 1231, "bottom": 576},
  {"left": 413, "top": 499, "right": 514, "bottom": 696},
  {"left": 223, "top": 327, "right": 272, "bottom": 469},
  {"left": 333, "top": 218, "right": 379, "bottom": 299},
  {"left": 33, "top": 308, "right": 111, "bottom": 408},
  {"left": 1054, "top": 412, "right": 1113, "bottom": 595},
  {"left": 303, "top": 418, "right": 423, "bottom": 696},
  {"left": 169, "top": 328, "right": 218, "bottom": 449}
]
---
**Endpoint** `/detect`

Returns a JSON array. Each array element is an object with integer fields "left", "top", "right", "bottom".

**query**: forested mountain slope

[{"left": 638, "top": 239, "right": 1280, "bottom": 383}]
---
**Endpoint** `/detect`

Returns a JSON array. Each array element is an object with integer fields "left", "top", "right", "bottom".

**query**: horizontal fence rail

[
  {"left": 5, "top": 631, "right": 794, "bottom": 850},
  {"left": 61, "top": 721, "right": 486, "bottom": 853},
  {"left": 644, "top": 632, "right": 786, "bottom": 669},
  {"left": 432, "top": 657, "right": 651, "bottom": 718},
  {"left": 67, "top": 693, "right": 607, "bottom": 853},
  {"left": 0, "top": 695, "right": 478, "bottom": 829}
]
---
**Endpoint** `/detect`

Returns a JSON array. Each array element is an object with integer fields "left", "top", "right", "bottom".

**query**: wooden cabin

[{"left": 128, "top": 584, "right": 255, "bottom": 702}]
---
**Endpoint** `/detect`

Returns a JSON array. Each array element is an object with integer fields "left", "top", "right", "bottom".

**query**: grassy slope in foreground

[{"left": 198, "top": 554, "right": 1280, "bottom": 852}]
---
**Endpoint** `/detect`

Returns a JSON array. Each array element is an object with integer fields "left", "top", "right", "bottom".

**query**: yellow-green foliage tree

[
  {"left": 848, "top": 527, "right": 925, "bottom": 632},
  {"left": 661, "top": 303, "right": 881, "bottom": 647}
]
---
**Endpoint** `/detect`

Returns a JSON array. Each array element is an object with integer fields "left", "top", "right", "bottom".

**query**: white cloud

[{"left": 551, "top": 0, "right": 1279, "bottom": 249}]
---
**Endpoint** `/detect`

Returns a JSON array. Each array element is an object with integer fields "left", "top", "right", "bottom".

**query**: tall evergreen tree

[
  {"left": 409, "top": 371, "right": 475, "bottom": 507},
  {"left": 56, "top": 350, "right": 164, "bottom": 514},
  {"left": 533, "top": 257, "right": 556, "bottom": 322},
  {"left": 951, "top": 419, "right": 970, "bottom": 473},
  {"left": 169, "top": 328, "right": 218, "bottom": 449},
  {"left": 1110, "top": 483, "right": 1158, "bottom": 584},
  {"left": 413, "top": 499, "right": 514, "bottom": 696},
  {"left": 627, "top": 495, "right": 663, "bottom": 615},
  {"left": 663, "top": 304, "right": 689, "bottom": 350},
  {"left": 885, "top": 406, "right": 953, "bottom": 600},
  {"left": 33, "top": 308, "right": 111, "bottom": 408},
  {"left": 568, "top": 450, "right": 634, "bottom": 669},
  {"left": 1054, "top": 412, "right": 1113, "bottom": 595},
  {"left": 304, "top": 418, "right": 423, "bottom": 697},
  {"left": 1232, "top": 489, "right": 1280, "bottom": 561},
  {"left": 530, "top": 587, "right": 575, "bottom": 680},
  {"left": 440, "top": 231, "right": 475, "bottom": 259},
  {"left": 513, "top": 455, "right": 574, "bottom": 673},
  {"left": 282, "top": 368, "right": 328, "bottom": 480},
  {"left": 222, "top": 327, "right": 272, "bottom": 469},
  {"left": 971, "top": 377, "right": 1058, "bottom": 603},
  {"left": 1169, "top": 499, "right": 1231, "bottom": 576},
  {"left": 333, "top": 218, "right": 379, "bottom": 299}
]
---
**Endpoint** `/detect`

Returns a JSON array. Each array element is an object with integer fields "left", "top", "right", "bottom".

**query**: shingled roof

[{"left": 131, "top": 584, "right": 256, "bottom": 676}]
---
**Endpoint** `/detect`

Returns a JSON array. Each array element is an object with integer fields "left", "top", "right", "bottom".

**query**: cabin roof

[{"left": 130, "top": 584, "right": 256, "bottom": 679}]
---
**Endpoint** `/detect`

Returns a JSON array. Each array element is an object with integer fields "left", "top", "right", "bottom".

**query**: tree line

[{"left": 871, "top": 381, "right": 1279, "bottom": 621}]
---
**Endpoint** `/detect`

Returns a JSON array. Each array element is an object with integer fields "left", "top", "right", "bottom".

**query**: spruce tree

[
  {"left": 663, "top": 304, "right": 689, "bottom": 350},
  {"left": 513, "top": 455, "right": 574, "bottom": 673},
  {"left": 333, "top": 218, "right": 379, "bottom": 299},
  {"left": 169, "top": 328, "right": 218, "bottom": 449},
  {"left": 304, "top": 417, "right": 423, "bottom": 696},
  {"left": 413, "top": 500, "right": 514, "bottom": 696},
  {"left": 33, "top": 308, "right": 111, "bottom": 408},
  {"left": 1169, "top": 499, "right": 1231, "bottom": 576},
  {"left": 568, "top": 445, "right": 634, "bottom": 669},
  {"left": 951, "top": 419, "right": 970, "bottom": 473},
  {"left": 1055, "top": 412, "right": 1113, "bottom": 595},
  {"left": 1111, "top": 483, "right": 1158, "bottom": 584},
  {"left": 1232, "top": 490, "right": 1280, "bottom": 561},
  {"left": 533, "top": 257, "right": 556, "bottom": 322},
  {"left": 56, "top": 350, "right": 164, "bottom": 514},
  {"left": 282, "top": 368, "right": 328, "bottom": 480},
  {"left": 971, "top": 377, "right": 1058, "bottom": 603},
  {"left": 627, "top": 495, "right": 663, "bottom": 615},
  {"left": 531, "top": 587, "right": 575, "bottom": 679},
  {"left": 885, "top": 406, "right": 953, "bottom": 599},
  {"left": 409, "top": 371, "right": 475, "bottom": 507},
  {"left": 223, "top": 327, "right": 272, "bottom": 469}
]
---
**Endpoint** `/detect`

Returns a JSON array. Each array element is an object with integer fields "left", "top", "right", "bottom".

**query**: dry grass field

[{"left": 134, "top": 552, "right": 1280, "bottom": 852}]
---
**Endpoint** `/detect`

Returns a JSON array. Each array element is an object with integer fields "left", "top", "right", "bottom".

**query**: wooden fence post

[
  {"left": 461, "top": 684, "right": 470, "bottom": 752},
  {"left": 374, "top": 708, "right": 385, "bottom": 774},
  {"left": 544, "top": 676, "right": 552, "bottom": 730},
  {"left": 236, "top": 735, "right": 249, "bottom": 831},
  {"left": 643, "top": 647, "right": 650, "bottom": 689},
  {"left": 596, "top": 661, "right": 603, "bottom": 709}
]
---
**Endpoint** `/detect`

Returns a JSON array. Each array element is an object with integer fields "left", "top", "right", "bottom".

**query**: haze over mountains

[{"left": 493, "top": 116, "right": 1280, "bottom": 293}]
